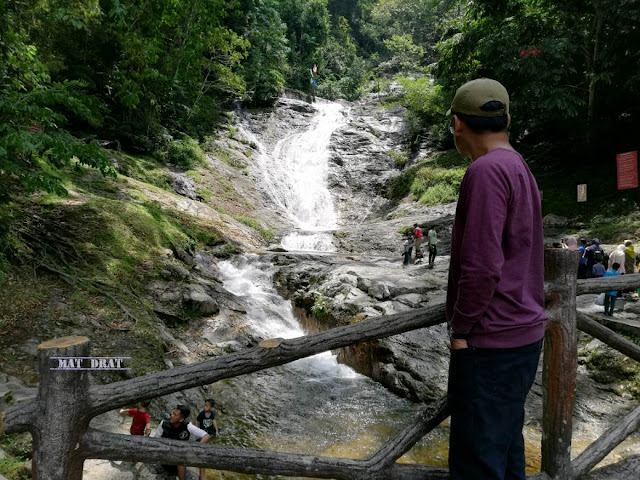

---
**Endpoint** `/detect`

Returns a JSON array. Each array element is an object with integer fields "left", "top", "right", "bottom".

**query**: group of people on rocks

[
  {"left": 119, "top": 398, "right": 219, "bottom": 480},
  {"left": 403, "top": 223, "right": 438, "bottom": 268},
  {"left": 562, "top": 236, "right": 639, "bottom": 316}
]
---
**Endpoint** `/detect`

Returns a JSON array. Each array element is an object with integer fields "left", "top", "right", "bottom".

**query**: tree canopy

[{"left": 1, "top": 0, "right": 640, "bottom": 272}]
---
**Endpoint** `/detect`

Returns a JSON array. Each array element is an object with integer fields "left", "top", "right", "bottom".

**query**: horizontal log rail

[
  {"left": 2, "top": 249, "right": 640, "bottom": 479},
  {"left": 82, "top": 427, "right": 456, "bottom": 480},
  {"left": 3, "top": 303, "right": 447, "bottom": 433},
  {"left": 576, "top": 273, "right": 640, "bottom": 295}
]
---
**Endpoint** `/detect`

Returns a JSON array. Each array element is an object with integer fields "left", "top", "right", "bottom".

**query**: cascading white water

[
  {"left": 207, "top": 99, "right": 421, "bottom": 462},
  {"left": 242, "top": 101, "right": 346, "bottom": 252},
  {"left": 219, "top": 255, "right": 358, "bottom": 378}
]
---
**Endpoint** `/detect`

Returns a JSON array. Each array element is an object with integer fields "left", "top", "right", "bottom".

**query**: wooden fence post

[
  {"left": 541, "top": 249, "right": 578, "bottom": 479},
  {"left": 33, "top": 336, "right": 91, "bottom": 480}
]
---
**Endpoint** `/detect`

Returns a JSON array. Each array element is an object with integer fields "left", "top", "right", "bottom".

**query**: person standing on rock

[
  {"left": 624, "top": 240, "right": 636, "bottom": 274},
  {"left": 151, "top": 405, "right": 211, "bottom": 480},
  {"left": 608, "top": 244, "right": 626, "bottom": 274},
  {"left": 445, "top": 78, "right": 546, "bottom": 480},
  {"left": 413, "top": 224, "right": 424, "bottom": 260},
  {"left": 578, "top": 238, "right": 588, "bottom": 279},
  {"left": 585, "top": 238, "right": 604, "bottom": 278},
  {"left": 427, "top": 225, "right": 438, "bottom": 268},
  {"left": 603, "top": 263, "right": 621, "bottom": 316},
  {"left": 402, "top": 235, "right": 415, "bottom": 266}
]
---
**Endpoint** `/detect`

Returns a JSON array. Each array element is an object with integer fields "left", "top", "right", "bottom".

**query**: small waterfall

[
  {"left": 219, "top": 254, "right": 358, "bottom": 379},
  {"left": 240, "top": 101, "right": 346, "bottom": 252}
]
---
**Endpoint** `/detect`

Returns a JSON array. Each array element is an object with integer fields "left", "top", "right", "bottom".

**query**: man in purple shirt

[{"left": 446, "top": 78, "right": 546, "bottom": 480}]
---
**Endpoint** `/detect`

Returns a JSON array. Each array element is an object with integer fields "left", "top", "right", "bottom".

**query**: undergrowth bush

[
  {"left": 411, "top": 166, "right": 467, "bottom": 205},
  {"left": 167, "top": 136, "right": 206, "bottom": 168}
]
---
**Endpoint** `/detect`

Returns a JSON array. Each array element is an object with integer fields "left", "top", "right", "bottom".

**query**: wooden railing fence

[{"left": 1, "top": 249, "right": 640, "bottom": 479}]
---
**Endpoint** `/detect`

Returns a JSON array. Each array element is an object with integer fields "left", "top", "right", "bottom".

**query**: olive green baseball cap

[{"left": 446, "top": 78, "right": 509, "bottom": 117}]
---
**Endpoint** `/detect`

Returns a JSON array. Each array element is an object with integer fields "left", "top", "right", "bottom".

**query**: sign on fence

[
  {"left": 577, "top": 184, "right": 587, "bottom": 202},
  {"left": 616, "top": 151, "right": 638, "bottom": 190}
]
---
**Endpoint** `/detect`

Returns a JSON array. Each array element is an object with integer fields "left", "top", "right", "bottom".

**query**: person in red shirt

[
  {"left": 119, "top": 401, "right": 151, "bottom": 436},
  {"left": 413, "top": 223, "right": 424, "bottom": 261}
]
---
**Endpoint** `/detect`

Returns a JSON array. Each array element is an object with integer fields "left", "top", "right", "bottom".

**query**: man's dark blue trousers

[{"left": 448, "top": 339, "right": 543, "bottom": 480}]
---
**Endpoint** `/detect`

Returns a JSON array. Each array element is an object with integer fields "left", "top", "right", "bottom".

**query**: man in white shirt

[{"left": 151, "top": 405, "right": 211, "bottom": 480}]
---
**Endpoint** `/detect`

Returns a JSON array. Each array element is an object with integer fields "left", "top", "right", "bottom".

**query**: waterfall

[{"left": 241, "top": 101, "right": 346, "bottom": 252}]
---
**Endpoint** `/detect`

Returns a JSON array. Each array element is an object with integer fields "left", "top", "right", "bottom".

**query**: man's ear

[
  {"left": 454, "top": 115, "right": 463, "bottom": 133},
  {"left": 507, "top": 114, "right": 511, "bottom": 129}
]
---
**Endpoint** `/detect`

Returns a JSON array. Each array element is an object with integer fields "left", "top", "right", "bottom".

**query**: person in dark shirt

[
  {"left": 446, "top": 78, "right": 546, "bottom": 480},
  {"left": 151, "top": 405, "right": 211, "bottom": 480},
  {"left": 592, "top": 259, "right": 606, "bottom": 278},
  {"left": 578, "top": 238, "right": 588, "bottom": 279},
  {"left": 195, "top": 398, "right": 219, "bottom": 480}
]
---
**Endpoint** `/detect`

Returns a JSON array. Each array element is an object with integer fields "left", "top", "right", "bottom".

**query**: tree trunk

[
  {"left": 587, "top": 0, "right": 603, "bottom": 146},
  {"left": 32, "top": 336, "right": 92, "bottom": 480}
]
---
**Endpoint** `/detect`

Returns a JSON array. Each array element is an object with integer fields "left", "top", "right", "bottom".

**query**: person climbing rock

[
  {"left": 445, "top": 78, "right": 546, "bottom": 480},
  {"left": 119, "top": 401, "right": 151, "bottom": 436},
  {"left": 151, "top": 405, "right": 211, "bottom": 480}
]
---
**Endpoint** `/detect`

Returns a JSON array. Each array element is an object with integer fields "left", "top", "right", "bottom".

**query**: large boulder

[
  {"left": 184, "top": 284, "right": 219, "bottom": 316},
  {"left": 369, "top": 281, "right": 391, "bottom": 300}
]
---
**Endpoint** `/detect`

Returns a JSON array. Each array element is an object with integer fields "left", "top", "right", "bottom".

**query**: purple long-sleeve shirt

[{"left": 446, "top": 148, "right": 546, "bottom": 348}]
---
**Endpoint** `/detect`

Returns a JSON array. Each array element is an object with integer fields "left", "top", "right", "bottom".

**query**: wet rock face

[
  {"left": 272, "top": 251, "right": 450, "bottom": 402},
  {"left": 328, "top": 95, "right": 407, "bottom": 225}
]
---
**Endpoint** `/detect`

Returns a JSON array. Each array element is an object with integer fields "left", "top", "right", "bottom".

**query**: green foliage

[
  {"left": 398, "top": 225, "right": 413, "bottom": 236},
  {"left": 167, "top": 137, "right": 206, "bottom": 168},
  {"left": 236, "top": 216, "right": 274, "bottom": 241},
  {"left": 386, "top": 149, "right": 468, "bottom": 202},
  {"left": 311, "top": 295, "right": 331, "bottom": 319},
  {"left": 388, "top": 150, "right": 408, "bottom": 168},
  {"left": 0, "top": 457, "right": 30, "bottom": 480},
  {"left": 435, "top": 0, "right": 640, "bottom": 152},
  {"left": 411, "top": 166, "right": 466, "bottom": 205},
  {"left": 383, "top": 34, "right": 425, "bottom": 72},
  {"left": 393, "top": 77, "right": 450, "bottom": 147},
  {"left": 587, "top": 348, "right": 640, "bottom": 400},
  {"left": 589, "top": 209, "right": 640, "bottom": 244},
  {"left": 386, "top": 164, "right": 420, "bottom": 199}
]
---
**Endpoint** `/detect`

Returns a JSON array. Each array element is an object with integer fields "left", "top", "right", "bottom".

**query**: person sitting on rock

[
  {"left": 151, "top": 405, "right": 211, "bottom": 480},
  {"left": 119, "top": 401, "right": 151, "bottom": 436}
]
